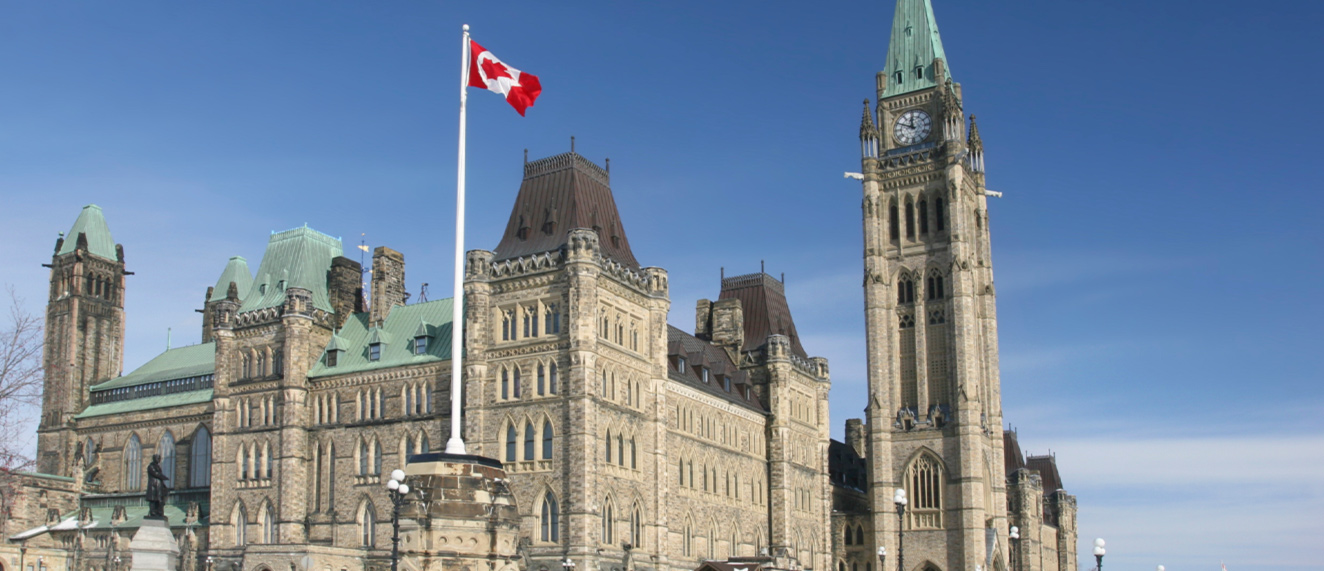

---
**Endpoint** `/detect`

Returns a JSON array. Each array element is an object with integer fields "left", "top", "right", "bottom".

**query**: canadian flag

[{"left": 467, "top": 39, "right": 542, "bottom": 116}]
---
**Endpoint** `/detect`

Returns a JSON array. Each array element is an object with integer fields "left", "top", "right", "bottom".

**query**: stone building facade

[
  {"left": 827, "top": 2, "right": 1079, "bottom": 571},
  {"left": 20, "top": 148, "right": 833, "bottom": 571}
]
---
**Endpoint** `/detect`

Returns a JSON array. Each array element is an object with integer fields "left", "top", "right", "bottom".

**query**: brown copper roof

[
  {"left": 1026, "top": 454, "right": 1064, "bottom": 495},
  {"left": 491, "top": 152, "right": 639, "bottom": 268},
  {"left": 1004, "top": 430, "right": 1025, "bottom": 476},
  {"left": 718, "top": 272, "right": 808, "bottom": 359},
  {"left": 667, "top": 325, "right": 765, "bottom": 413}
]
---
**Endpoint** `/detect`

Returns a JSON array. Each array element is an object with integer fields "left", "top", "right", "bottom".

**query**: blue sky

[{"left": 2, "top": 1, "right": 1321, "bottom": 569}]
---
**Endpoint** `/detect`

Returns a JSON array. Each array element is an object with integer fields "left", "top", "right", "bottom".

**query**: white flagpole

[{"left": 445, "top": 24, "right": 470, "bottom": 455}]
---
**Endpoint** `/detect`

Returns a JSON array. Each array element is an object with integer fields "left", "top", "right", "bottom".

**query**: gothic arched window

[
  {"left": 501, "top": 368, "right": 509, "bottom": 400},
  {"left": 85, "top": 438, "right": 97, "bottom": 466},
  {"left": 631, "top": 504, "right": 643, "bottom": 548},
  {"left": 524, "top": 421, "right": 535, "bottom": 461},
  {"left": 158, "top": 431, "right": 176, "bottom": 488},
  {"left": 233, "top": 503, "right": 247, "bottom": 547},
  {"left": 601, "top": 500, "right": 615, "bottom": 545},
  {"left": 542, "top": 421, "right": 554, "bottom": 460},
  {"left": 889, "top": 201, "right": 900, "bottom": 240},
  {"left": 905, "top": 454, "right": 944, "bottom": 530},
  {"left": 260, "top": 503, "right": 275, "bottom": 544},
  {"left": 905, "top": 199, "right": 916, "bottom": 239},
  {"left": 513, "top": 367, "right": 522, "bottom": 398},
  {"left": 358, "top": 500, "right": 377, "bottom": 547},
  {"left": 897, "top": 275, "right": 915, "bottom": 305},
  {"left": 124, "top": 434, "right": 142, "bottom": 490},
  {"left": 537, "top": 363, "right": 546, "bottom": 396},
  {"left": 540, "top": 492, "right": 560, "bottom": 543},
  {"left": 549, "top": 362, "right": 558, "bottom": 394},
  {"left": 934, "top": 198, "right": 945, "bottom": 231},
  {"left": 506, "top": 424, "right": 518, "bottom": 462}
]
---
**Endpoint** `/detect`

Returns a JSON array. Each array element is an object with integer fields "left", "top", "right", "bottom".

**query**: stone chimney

[
  {"left": 709, "top": 298, "right": 744, "bottom": 357},
  {"left": 845, "top": 418, "right": 866, "bottom": 458},
  {"left": 370, "top": 246, "right": 406, "bottom": 326},
  {"left": 328, "top": 256, "right": 364, "bottom": 329},
  {"left": 695, "top": 299, "right": 714, "bottom": 340}
]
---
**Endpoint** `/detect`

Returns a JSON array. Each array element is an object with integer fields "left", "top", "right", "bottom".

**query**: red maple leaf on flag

[{"left": 480, "top": 58, "right": 512, "bottom": 81}]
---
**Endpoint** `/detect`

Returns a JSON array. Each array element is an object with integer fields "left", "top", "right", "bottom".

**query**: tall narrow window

[
  {"left": 529, "top": 307, "right": 539, "bottom": 337},
  {"left": 190, "top": 426, "right": 211, "bottom": 487},
  {"left": 124, "top": 434, "right": 142, "bottom": 490},
  {"left": 905, "top": 199, "right": 916, "bottom": 239},
  {"left": 889, "top": 201, "right": 900, "bottom": 240},
  {"left": 158, "top": 431, "right": 176, "bottom": 488},
  {"left": 545, "top": 304, "right": 560, "bottom": 334},
  {"left": 359, "top": 500, "right": 377, "bottom": 547},
  {"left": 523, "top": 310, "right": 531, "bottom": 338},
  {"left": 617, "top": 433, "right": 625, "bottom": 466},
  {"left": 549, "top": 362, "right": 558, "bottom": 394},
  {"left": 372, "top": 438, "right": 382, "bottom": 475},
  {"left": 631, "top": 505, "right": 642, "bottom": 548},
  {"left": 630, "top": 438, "right": 637, "bottom": 470},
  {"left": 85, "top": 438, "right": 97, "bottom": 466},
  {"left": 501, "top": 311, "right": 511, "bottom": 341},
  {"left": 542, "top": 421, "right": 554, "bottom": 459},
  {"left": 234, "top": 503, "right": 247, "bottom": 547},
  {"left": 501, "top": 369, "right": 509, "bottom": 400},
  {"left": 898, "top": 276, "right": 915, "bottom": 304},
  {"left": 260, "top": 504, "right": 275, "bottom": 544},
  {"left": 604, "top": 430, "right": 613, "bottom": 464},
  {"left": 934, "top": 198, "right": 945, "bottom": 231},
  {"left": 524, "top": 421, "right": 535, "bottom": 461},
  {"left": 919, "top": 200, "right": 929, "bottom": 234},
  {"left": 541, "top": 493, "right": 560, "bottom": 543},
  {"left": 899, "top": 314, "right": 918, "bottom": 409},
  {"left": 506, "top": 425, "right": 518, "bottom": 462},
  {"left": 602, "top": 501, "right": 614, "bottom": 545},
  {"left": 513, "top": 368, "right": 522, "bottom": 398},
  {"left": 927, "top": 308, "right": 950, "bottom": 408}
]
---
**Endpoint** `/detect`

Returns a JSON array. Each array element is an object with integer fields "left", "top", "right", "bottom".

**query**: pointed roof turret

[
  {"left": 492, "top": 151, "right": 639, "bottom": 268},
  {"left": 58, "top": 205, "right": 118, "bottom": 261},
  {"left": 881, "top": 0, "right": 952, "bottom": 98},
  {"left": 209, "top": 256, "right": 254, "bottom": 302}
]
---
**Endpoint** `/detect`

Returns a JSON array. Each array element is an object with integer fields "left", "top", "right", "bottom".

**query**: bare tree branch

[{"left": 0, "top": 284, "right": 43, "bottom": 471}]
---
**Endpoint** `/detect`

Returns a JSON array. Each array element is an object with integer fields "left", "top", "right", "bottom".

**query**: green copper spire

[
  {"left": 57, "top": 204, "right": 118, "bottom": 261},
  {"left": 881, "top": 0, "right": 951, "bottom": 98}
]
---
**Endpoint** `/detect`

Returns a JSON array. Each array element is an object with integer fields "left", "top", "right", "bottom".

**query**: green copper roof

[
  {"left": 209, "top": 256, "right": 253, "bottom": 302},
  {"left": 90, "top": 342, "right": 216, "bottom": 391},
  {"left": 309, "top": 298, "right": 453, "bottom": 378},
  {"left": 240, "top": 226, "right": 343, "bottom": 314},
  {"left": 75, "top": 389, "right": 212, "bottom": 418},
  {"left": 57, "top": 204, "right": 118, "bottom": 261},
  {"left": 881, "top": 0, "right": 952, "bottom": 98}
]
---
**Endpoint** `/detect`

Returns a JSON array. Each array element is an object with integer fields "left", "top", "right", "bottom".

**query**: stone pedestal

[
  {"left": 399, "top": 453, "right": 522, "bottom": 571},
  {"left": 129, "top": 518, "right": 179, "bottom": 571}
]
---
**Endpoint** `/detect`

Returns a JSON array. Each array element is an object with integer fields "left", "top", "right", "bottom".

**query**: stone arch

[
  {"left": 123, "top": 432, "right": 143, "bottom": 490},
  {"left": 231, "top": 500, "right": 248, "bottom": 547}
]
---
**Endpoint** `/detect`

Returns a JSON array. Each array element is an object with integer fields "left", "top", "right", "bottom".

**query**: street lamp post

[
  {"left": 560, "top": 558, "right": 576, "bottom": 571},
  {"left": 893, "top": 488, "right": 907, "bottom": 571},
  {"left": 1008, "top": 526, "right": 1019, "bottom": 571},
  {"left": 386, "top": 469, "right": 413, "bottom": 571},
  {"left": 1092, "top": 538, "right": 1106, "bottom": 571},
  {"left": 877, "top": 546, "right": 886, "bottom": 571}
]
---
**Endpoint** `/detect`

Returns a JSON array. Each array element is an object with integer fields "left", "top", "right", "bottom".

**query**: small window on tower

[
  {"left": 915, "top": 66, "right": 924, "bottom": 80},
  {"left": 894, "top": 71, "right": 904, "bottom": 84}
]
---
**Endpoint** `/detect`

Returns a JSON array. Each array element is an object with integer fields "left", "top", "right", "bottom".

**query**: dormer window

[
  {"left": 259, "top": 284, "right": 267, "bottom": 295},
  {"left": 914, "top": 66, "right": 923, "bottom": 80},
  {"left": 369, "top": 343, "right": 382, "bottom": 361},
  {"left": 414, "top": 336, "right": 428, "bottom": 355},
  {"left": 326, "top": 350, "right": 339, "bottom": 367},
  {"left": 276, "top": 280, "right": 285, "bottom": 291},
  {"left": 677, "top": 357, "right": 687, "bottom": 373},
  {"left": 701, "top": 368, "right": 710, "bottom": 384},
  {"left": 894, "top": 71, "right": 903, "bottom": 84},
  {"left": 723, "top": 376, "right": 731, "bottom": 392}
]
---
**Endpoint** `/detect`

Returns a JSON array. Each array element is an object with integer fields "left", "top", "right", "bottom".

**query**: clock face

[{"left": 894, "top": 109, "right": 933, "bottom": 145}]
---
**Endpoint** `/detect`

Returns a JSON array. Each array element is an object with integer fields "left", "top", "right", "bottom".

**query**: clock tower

[{"left": 857, "top": 1, "right": 1009, "bottom": 570}]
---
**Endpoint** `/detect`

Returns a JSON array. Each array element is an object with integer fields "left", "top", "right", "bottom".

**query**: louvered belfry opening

[{"left": 492, "top": 151, "right": 639, "bottom": 268}]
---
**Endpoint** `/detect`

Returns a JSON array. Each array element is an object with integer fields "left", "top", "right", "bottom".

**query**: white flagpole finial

[{"left": 462, "top": 24, "right": 469, "bottom": 32}]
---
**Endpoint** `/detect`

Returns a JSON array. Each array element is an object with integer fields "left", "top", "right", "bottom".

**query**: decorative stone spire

[
  {"left": 968, "top": 114, "right": 985, "bottom": 173},
  {"left": 860, "top": 99, "right": 879, "bottom": 158}
]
